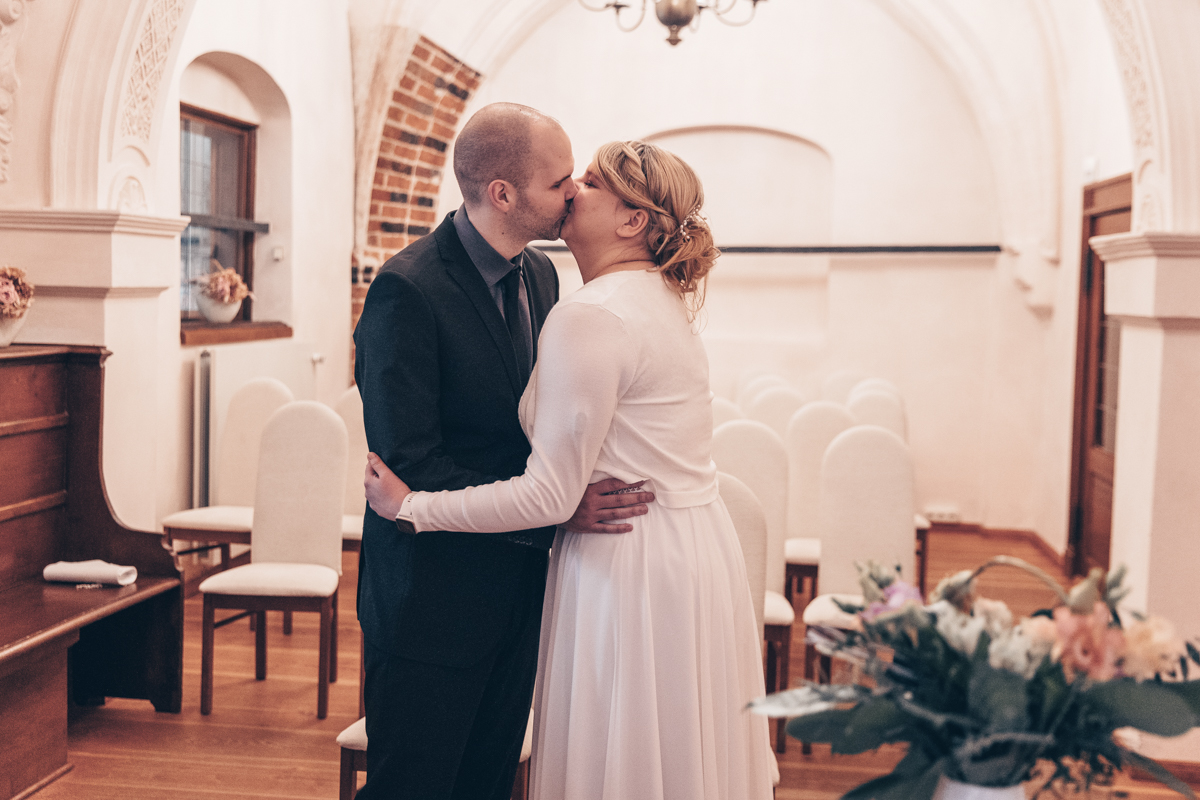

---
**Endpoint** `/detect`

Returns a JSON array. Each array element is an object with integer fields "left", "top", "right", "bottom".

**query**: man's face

[
  {"left": 510, "top": 123, "right": 577, "bottom": 242},
  {"left": 0, "top": 278, "right": 17, "bottom": 307}
]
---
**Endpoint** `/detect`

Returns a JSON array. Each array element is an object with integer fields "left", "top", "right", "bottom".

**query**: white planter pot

[
  {"left": 933, "top": 776, "right": 1025, "bottom": 800},
  {"left": 0, "top": 313, "right": 27, "bottom": 347},
  {"left": 196, "top": 294, "right": 242, "bottom": 323}
]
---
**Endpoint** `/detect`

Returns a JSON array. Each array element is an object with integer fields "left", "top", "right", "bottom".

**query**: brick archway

[{"left": 351, "top": 36, "right": 482, "bottom": 366}]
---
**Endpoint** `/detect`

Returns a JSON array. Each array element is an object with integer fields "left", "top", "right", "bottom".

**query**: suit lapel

[{"left": 435, "top": 215, "right": 523, "bottom": 397}]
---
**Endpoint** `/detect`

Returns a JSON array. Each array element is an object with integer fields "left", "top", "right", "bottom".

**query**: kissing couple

[{"left": 353, "top": 102, "right": 775, "bottom": 800}]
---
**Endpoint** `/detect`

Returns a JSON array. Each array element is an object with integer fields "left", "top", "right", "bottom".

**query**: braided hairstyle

[{"left": 592, "top": 141, "right": 718, "bottom": 316}]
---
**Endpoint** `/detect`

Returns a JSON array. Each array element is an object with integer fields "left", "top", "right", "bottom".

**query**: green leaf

[
  {"left": 968, "top": 664, "right": 1028, "bottom": 733},
  {"left": 1161, "top": 680, "right": 1200, "bottom": 716},
  {"left": 786, "top": 707, "right": 859, "bottom": 744},
  {"left": 841, "top": 755, "right": 946, "bottom": 800},
  {"left": 1084, "top": 679, "right": 1199, "bottom": 736},
  {"left": 836, "top": 699, "right": 908, "bottom": 754},
  {"left": 1118, "top": 747, "right": 1197, "bottom": 799}
]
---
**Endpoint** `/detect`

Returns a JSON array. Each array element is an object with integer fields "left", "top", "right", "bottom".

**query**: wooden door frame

[{"left": 1066, "top": 173, "right": 1131, "bottom": 576}]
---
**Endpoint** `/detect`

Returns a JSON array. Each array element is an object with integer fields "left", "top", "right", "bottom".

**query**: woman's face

[{"left": 560, "top": 163, "right": 631, "bottom": 251}]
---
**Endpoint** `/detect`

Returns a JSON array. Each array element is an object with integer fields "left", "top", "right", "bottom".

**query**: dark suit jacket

[{"left": 354, "top": 212, "right": 558, "bottom": 666}]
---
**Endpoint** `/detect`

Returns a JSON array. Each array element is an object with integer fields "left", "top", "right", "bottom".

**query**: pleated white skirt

[{"left": 529, "top": 496, "right": 775, "bottom": 800}]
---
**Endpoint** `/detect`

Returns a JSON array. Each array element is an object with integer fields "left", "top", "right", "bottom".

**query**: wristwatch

[{"left": 394, "top": 493, "right": 417, "bottom": 535}]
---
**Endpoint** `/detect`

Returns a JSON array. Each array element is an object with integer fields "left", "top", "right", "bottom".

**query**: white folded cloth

[{"left": 43, "top": 559, "right": 138, "bottom": 586}]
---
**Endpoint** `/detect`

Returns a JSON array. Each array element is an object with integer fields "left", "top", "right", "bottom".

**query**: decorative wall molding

[
  {"left": 0, "top": 0, "right": 38, "bottom": 183},
  {"left": 120, "top": 0, "right": 187, "bottom": 144},
  {"left": 0, "top": 209, "right": 191, "bottom": 237},
  {"left": 1097, "top": 0, "right": 1167, "bottom": 233},
  {"left": 34, "top": 284, "right": 170, "bottom": 299},
  {"left": 1089, "top": 231, "right": 1200, "bottom": 261}
]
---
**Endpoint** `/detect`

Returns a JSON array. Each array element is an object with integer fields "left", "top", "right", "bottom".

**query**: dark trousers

[{"left": 357, "top": 548, "right": 548, "bottom": 800}]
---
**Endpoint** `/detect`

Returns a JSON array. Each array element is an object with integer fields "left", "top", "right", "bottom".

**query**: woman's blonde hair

[{"left": 592, "top": 140, "right": 718, "bottom": 315}]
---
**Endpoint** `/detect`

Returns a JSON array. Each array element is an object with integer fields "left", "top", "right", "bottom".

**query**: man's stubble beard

[{"left": 512, "top": 189, "right": 569, "bottom": 243}]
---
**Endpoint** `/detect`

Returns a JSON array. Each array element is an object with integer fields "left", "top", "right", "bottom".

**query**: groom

[{"left": 354, "top": 103, "right": 653, "bottom": 799}]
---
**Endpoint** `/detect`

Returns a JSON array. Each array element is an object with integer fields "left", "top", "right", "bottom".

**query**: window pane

[
  {"left": 180, "top": 224, "right": 245, "bottom": 318},
  {"left": 1095, "top": 316, "right": 1121, "bottom": 453},
  {"left": 180, "top": 118, "right": 244, "bottom": 217}
]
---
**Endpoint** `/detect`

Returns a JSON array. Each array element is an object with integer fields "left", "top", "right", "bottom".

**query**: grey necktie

[{"left": 501, "top": 261, "right": 533, "bottom": 385}]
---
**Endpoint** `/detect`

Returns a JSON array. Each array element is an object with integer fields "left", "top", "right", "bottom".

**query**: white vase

[
  {"left": 196, "top": 294, "right": 242, "bottom": 323},
  {"left": 0, "top": 313, "right": 27, "bottom": 347},
  {"left": 933, "top": 776, "right": 1026, "bottom": 800}
]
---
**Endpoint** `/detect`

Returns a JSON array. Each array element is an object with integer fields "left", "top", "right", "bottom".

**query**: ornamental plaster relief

[
  {"left": 1097, "top": 0, "right": 1166, "bottom": 233},
  {"left": 120, "top": 0, "right": 187, "bottom": 145},
  {"left": 0, "top": 0, "right": 37, "bottom": 184}
]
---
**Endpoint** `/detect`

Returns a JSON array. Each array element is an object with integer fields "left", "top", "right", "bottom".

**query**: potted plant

[
  {"left": 0, "top": 265, "right": 34, "bottom": 346},
  {"left": 750, "top": 559, "right": 1200, "bottom": 800},
  {"left": 192, "top": 259, "right": 253, "bottom": 323}
]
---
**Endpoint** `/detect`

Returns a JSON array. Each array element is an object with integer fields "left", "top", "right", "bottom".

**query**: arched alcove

[{"left": 178, "top": 51, "right": 292, "bottom": 324}]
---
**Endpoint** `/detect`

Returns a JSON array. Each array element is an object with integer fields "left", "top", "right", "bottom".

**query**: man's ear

[
  {"left": 485, "top": 179, "right": 516, "bottom": 212},
  {"left": 616, "top": 207, "right": 649, "bottom": 239}
]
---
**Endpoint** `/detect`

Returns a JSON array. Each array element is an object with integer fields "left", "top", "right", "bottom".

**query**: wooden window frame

[{"left": 179, "top": 104, "right": 290, "bottom": 346}]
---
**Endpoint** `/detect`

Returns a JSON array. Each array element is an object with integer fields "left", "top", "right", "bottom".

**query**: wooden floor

[{"left": 34, "top": 529, "right": 1189, "bottom": 799}]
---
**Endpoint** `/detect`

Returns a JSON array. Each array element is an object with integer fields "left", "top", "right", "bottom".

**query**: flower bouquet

[
  {"left": 749, "top": 559, "right": 1200, "bottom": 799},
  {"left": 191, "top": 259, "right": 252, "bottom": 323},
  {"left": 0, "top": 265, "right": 34, "bottom": 346}
]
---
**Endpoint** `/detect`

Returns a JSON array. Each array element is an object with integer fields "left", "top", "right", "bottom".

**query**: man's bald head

[{"left": 453, "top": 103, "right": 562, "bottom": 206}]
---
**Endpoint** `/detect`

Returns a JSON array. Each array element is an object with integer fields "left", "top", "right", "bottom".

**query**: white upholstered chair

[
  {"left": 819, "top": 369, "right": 868, "bottom": 404},
  {"left": 200, "top": 401, "right": 348, "bottom": 719},
  {"left": 736, "top": 373, "right": 789, "bottom": 410},
  {"left": 747, "top": 386, "right": 809, "bottom": 439},
  {"left": 333, "top": 385, "right": 368, "bottom": 551},
  {"left": 782, "top": 401, "right": 856, "bottom": 610},
  {"left": 712, "top": 420, "right": 792, "bottom": 752},
  {"left": 848, "top": 388, "right": 908, "bottom": 441},
  {"left": 712, "top": 396, "right": 744, "bottom": 429},
  {"left": 801, "top": 425, "right": 915, "bottom": 684},
  {"left": 162, "top": 377, "right": 294, "bottom": 572},
  {"left": 337, "top": 707, "right": 535, "bottom": 800},
  {"left": 848, "top": 377, "right": 901, "bottom": 402}
]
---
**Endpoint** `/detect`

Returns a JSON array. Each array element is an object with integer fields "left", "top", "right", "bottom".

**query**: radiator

[{"left": 193, "top": 340, "right": 322, "bottom": 506}]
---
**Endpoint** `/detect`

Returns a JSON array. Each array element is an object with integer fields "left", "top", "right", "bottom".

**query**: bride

[{"left": 365, "top": 140, "right": 775, "bottom": 800}]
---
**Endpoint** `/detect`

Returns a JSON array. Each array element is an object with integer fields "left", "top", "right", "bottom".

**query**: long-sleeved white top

[{"left": 410, "top": 268, "right": 719, "bottom": 534}]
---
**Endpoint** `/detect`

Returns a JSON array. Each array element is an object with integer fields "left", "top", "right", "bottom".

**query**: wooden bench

[{"left": 0, "top": 345, "right": 183, "bottom": 800}]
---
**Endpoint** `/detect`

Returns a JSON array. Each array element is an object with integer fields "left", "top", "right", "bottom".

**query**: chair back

[
  {"left": 712, "top": 419, "right": 788, "bottom": 594},
  {"left": 820, "top": 369, "right": 868, "bottom": 404},
  {"left": 848, "top": 389, "right": 907, "bottom": 441},
  {"left": 717, "top": 472, "right": 767, "bottom": 635},
  {"left": 736, "top": 374, "right": 788, "bottom": 409},
  {"left": 849, "top": 377, "right": 901, "bottom": 402},
  {"left": 785, "top": 401, "right": 855, "bottom": 541},
  {"left": 252, "top": 401, "right": 348, "bottom": 573},
  {"left": 333, "top": 386, "right": 368, "bottom": 515},
  {"left": 818, "top": 425, "right": 915, "bottom": 595},
  {"left": 711, "top": 396, "right": 744, "bottom": 429},
  {"left": 214, "top": 377, "right": 294, "bottom": 507},
  {"left": 748, "top": 386, "right": 808, "bottom": 438}
]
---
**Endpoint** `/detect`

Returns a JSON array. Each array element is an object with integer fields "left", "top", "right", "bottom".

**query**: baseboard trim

[{"left": 929, "top": 523, "right": 1067, "bottom": 574}]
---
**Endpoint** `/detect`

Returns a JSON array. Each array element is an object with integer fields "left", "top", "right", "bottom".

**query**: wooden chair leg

[
  {"left": 330, "top": 589, "right": 339, "bottom": 683},
  {"left": 339, "top": 747, "right": 358, "bottom": 800},
  {"left": 255, "top": 610, "right": 267, "bottom": 680},
  {"left": 776, "top": 623, "right": 791, "bottom": 754},
  {"left": 283, "top": 610, "right": 293, "bottom": 635},
  {"left": 317, "top": 596, "right": 332, "bottom": 719},
  {"left": 201, "top": 594, "right": 215, "bottom": 715}
]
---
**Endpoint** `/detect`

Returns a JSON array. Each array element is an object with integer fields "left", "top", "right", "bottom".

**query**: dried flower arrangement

[
  {"left": 750, "top": 559, "right": 1200, "bottom": 799},
  {"left": 0, "top": 266, "right": 34, "bottom": 319},
  {"left": 193, "top": 259, "right": 253, "bottom": 304}
]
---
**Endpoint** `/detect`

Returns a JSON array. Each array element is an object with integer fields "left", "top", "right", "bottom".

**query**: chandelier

[{"left": 579, "top": 0, "right": 765, "bottom": 46}]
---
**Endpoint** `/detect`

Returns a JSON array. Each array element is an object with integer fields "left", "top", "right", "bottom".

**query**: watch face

[{"left": 395, "top": 517, "right": 417, "bottom": 535}]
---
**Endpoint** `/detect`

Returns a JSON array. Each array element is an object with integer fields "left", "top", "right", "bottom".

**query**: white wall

[{"left": 151, "top": 0, "right": 357, "bottom": 522}]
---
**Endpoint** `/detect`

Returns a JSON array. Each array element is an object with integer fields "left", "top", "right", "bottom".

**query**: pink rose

[{"left": 1052, "top": 601, "right": 1125, "bottom": 681}]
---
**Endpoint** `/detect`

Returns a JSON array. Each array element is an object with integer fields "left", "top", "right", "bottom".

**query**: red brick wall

[{"left": 351, "top": 36, "right": 482, "bottom": 377}]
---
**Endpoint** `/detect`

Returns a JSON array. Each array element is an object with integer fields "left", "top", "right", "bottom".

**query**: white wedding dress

[{"left": 410, "top": 268, "right": 775, "bottom": 800}]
